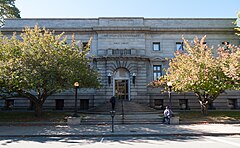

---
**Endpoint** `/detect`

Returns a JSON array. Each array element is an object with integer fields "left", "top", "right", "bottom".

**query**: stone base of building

[
  {"left": 67, "top": 117, "right": 81, "bottom": 125},
  {"left": 170, "top": 116, "right": 180, "bottom": 125}
]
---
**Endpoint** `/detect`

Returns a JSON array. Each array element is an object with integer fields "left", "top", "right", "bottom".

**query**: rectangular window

[
  {"left": 29, "top": 101, "right": 35, "bottom": 110},
  {"left": 5, "top": 100, "right": 14, "bottom": 110},
  {"left": 153, "top": 65, "right": 162, "bottom": 80},
  {"left": 228, "top": 99, "right": 237, "bottom": 109},
  {"left": 154, "top": 99, "right": 163, "bottom": 110},
  {"left": 208, "top": 102, "right": 215, "bottom": 110},
  {"left": 80, "top": 99, "right": 89, "bottom": 110},
  {"left": 153, "top": 42, "right": 160, "bottom": 51},
  {"left": 112, "top": 49, "right": 131, "bottom": 55},
  {"left": 176, "top": 42, "right": 183, "bottom": 51},
  {"left": 55, "top": 99, "right": 64, "bottom": 110},
  {"left": 179, "top": 99, "right": 188, "bottom": 110}
]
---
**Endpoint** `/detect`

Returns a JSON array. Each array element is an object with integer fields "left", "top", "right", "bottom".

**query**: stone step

[
  {"left": 81, "top": 101, "right": 164, "bottom": 125},
  {"left": 80, "top": 111, "right": 162, "bottom": 115},
  {"left": 81, "top": 114, "right": 163, "bottom": 125},
  {"left": 80, "top": 120, "right": 163, "bottom": 125},
  {"left": 83, "top": 114, "right": 162, "bottom": 119},
  {"left": 88, "top": 100, "right": 159, "bottom": 113},
  {"left": 80, "top": 121, "right": 163, "bottom": 125}
]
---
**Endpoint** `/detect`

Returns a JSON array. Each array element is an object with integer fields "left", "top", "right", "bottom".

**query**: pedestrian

[
  {"left": 163, "top": 105, "right": 173, "bottom": 124},
  {"left": 110, "top": 96, "right": 116, "bottom": 110}
]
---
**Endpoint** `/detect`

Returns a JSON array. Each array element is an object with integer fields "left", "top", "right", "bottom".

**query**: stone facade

[{"left": 1, "top": 17, "right": 239, "bottom": 110}]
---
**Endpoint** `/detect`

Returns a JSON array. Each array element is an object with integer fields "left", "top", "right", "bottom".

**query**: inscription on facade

[
  {"left": 101, "top": 34, "right": 143, "bottom": 38},
  {"left": 108, "top": 20, "right": 134, "bottom": 25},
  {"left": 113, "top": 42, "right": 129, "bottom": 45}
]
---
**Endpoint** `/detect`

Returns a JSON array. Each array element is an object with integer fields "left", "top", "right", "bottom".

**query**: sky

[{"left": 15, "top": 0, "right": 240, "bottom": 18}]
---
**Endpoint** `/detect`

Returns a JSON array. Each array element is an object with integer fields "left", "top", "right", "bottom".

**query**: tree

[
  {"left": 0, "top": 25, "right": 100, "bottom": 116},
  {"left": 149, "top": 36, "right": 236, "bottom": 115},
  {"left": 224, "top": 12, "right": 240, "bottom": 89},
  {"left": 0, "top": 0, "right": 20, "bottom": 26},
  {"left": 218, "top": 43, "right": 240, "bottom": 90}
]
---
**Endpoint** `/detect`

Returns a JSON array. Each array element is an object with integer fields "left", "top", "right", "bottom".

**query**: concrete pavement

[{"left": 0, "top": 123, "right": 240, "bottom": 137}]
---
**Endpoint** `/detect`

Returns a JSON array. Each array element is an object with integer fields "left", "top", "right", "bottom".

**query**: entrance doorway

[
  {"left": 113, "top": 68, "right": 131, "bottom": 101},
  {"left": 115, "top": 79, "right": 129, "bottom": 100}
]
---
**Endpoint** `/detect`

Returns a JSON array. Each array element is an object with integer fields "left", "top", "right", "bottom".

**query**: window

[
  {"left": 55, "top": 99, "right": 64, "bottom": 110},
  {"left": 5, "top": 100, "right": 14, "bottom": 110},
  {"left": 176, "top": 42, "right": 183, "bottom": 51},
  {"left": 154, "top": 99, "right": 163, "bottom": 110},
  {"left": 179, "top": 99, "right": 188, "bottom": 110},
  {"left": 153, "top": 42, "right": 160, "bottom": 51},
  {"left": 80, "top": 99, "right": 89, "bottom": 110},
  {"left": 208, "top": 102, "right": 215, "bottom": 110},
  {"left": 228, "top": 99, "right": 237, "bottom": 109},
  {"left": 112, "top": 49, "right": 131, "bottom": 55},
  {"left": 29, "top": 101, "right": 35, "bottom": 110},
  {"left": 153, "top": 65, "right": 162, "bottom": 80}
]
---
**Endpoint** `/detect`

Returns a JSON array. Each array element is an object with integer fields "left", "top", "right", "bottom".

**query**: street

[{"left": 0, "top": 135, "right": 240, "bottom": 148}]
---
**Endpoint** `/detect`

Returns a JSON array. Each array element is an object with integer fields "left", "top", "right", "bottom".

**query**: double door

[{"left": 115, "top": 79, "right": 129, "bottom": 100}]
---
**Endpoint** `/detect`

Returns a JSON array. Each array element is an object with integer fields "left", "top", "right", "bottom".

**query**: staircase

[{"left": 80, "top": 100, "right": 163, "bottom": 125}]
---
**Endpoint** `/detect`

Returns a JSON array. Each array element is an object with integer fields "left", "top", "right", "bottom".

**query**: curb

[
  {"left": 0, "top": 133, "right": 240, "bottom": 138},
  {"left": 1, "top": 121, "right": 240, "bottom": 126},
  {"left": 0, "top": 122, "right": 67, "bottom": 126}
]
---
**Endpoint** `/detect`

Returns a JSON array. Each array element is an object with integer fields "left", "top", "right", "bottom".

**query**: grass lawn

[
  {"left": 178, "top": 110, "right": 240, "bottom": 122},
  {"left": 0, "top": 111, "right": 73, "bottom": 122},
  {"left": 0, "top": 110, "right": 239, "bottom": 123}
]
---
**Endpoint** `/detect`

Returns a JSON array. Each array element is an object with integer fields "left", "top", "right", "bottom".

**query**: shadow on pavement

[{"left": 0, "top": 124, "right": 214, "bottom": 146}]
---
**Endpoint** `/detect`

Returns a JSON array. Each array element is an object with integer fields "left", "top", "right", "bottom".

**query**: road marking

[
  {"left": 100, "top": 137, "right": 104, "bottom": 143},
  {"left": 207, "top": 136, "right": 240, "bottom": 147}
]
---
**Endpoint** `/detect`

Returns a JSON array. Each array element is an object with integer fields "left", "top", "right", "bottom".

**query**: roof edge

[{"left": 4, "top": 17, "right": 237, "bottom": 21}]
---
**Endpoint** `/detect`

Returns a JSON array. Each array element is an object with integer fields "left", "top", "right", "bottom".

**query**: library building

[{"left": 1, "top": 17, "right": 239, "bottom": 111}]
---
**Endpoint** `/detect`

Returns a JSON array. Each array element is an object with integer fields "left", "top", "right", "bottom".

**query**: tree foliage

[
  {"left": 0, "top": 25, "right": 100, "bottom": 116},
  {"left": 0, "top": 0, "right": 20, "bottom": 26},
  {"left": 218, "top": 45, "right": 240, "bottom": 90},
  {"left": 149, "top": 36, "right": 239, "bottom": 115},
  {"left": 235, "top": 11, "right": 240, "bottom": 37}
]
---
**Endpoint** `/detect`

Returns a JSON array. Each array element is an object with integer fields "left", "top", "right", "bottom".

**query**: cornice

[{"left": 1, "top": 27, "right": 235, "bottom": 33}]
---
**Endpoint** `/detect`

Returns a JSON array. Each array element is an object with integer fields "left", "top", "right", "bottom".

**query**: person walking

[{"left": 163, "top": 105, "right": 173, "bottom": 124}]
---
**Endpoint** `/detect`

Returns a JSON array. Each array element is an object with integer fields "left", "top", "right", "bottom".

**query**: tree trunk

[
  {"left": 34, "top": 103, "right": 43, "bottom": 117},
  {"left": 200, "top": 101, "right": 208, "bottom": 115}
]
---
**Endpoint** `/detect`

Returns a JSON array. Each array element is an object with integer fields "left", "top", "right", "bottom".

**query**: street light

[
  {"left": 167, "top": 81, "right": 172, "bottom": 109},
  {"left": 73, "top": 82, "right": 80, "bottom": 117},
  {"left": 132, "top": 73, "right": 136, "bottom": 85},
  {"left": 107, "top": 73, "right": 111, "bottom": 86}
]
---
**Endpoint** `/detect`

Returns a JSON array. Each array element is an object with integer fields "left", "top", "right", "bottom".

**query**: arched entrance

[{"left": 113, "top": 68, "right": 130, "bottom": 101}]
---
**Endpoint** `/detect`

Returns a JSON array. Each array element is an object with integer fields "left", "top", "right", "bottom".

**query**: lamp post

[
  {"left": 73, "top": 82, "right": 79, "bottom": 117},
  {"left": 167, "top": 81, "right": 172, "bottom": 109},
  {"left": 132, "top": 73, "right": 136, "bottom": 85},
  {"left": 109, "top": 110, "right": 115, "bottom": 132},
  {"left": 107, "top": 73, "right": 111, "bottom": 86}
]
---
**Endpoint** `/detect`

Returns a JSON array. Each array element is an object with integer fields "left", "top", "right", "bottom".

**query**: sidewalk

[{"left": 0, "top": 123, "right": 240, "bottom": 137}]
